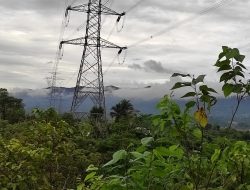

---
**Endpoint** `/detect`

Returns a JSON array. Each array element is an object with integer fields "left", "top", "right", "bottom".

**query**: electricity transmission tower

[{"left": 59, "top": 0, "right": 126, "bottom": 118}]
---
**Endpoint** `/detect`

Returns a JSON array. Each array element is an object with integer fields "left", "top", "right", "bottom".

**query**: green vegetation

[
  {"left": 0, "top": 46, "right": 250, "bottom": 189},
  {"left": 0, "top": 88, "right": 25, "bottom": 123},
  {"left": 110, "top": 99, "right": 135, "bottom": 122}
]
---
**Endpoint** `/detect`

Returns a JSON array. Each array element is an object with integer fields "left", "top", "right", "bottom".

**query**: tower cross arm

[
  {"left": 99, "top": 38, "right": 127, "bottom": 50},
  {"left": 66, "top": 3, "right": 125, "bottom": 16},
  {"left": 60, "top": 37, "right": 127, "bottom": 50}
]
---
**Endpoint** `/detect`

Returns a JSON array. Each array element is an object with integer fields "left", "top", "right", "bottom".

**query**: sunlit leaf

[
  {"left": 193, "top": 128, "right": 202, "bottom": 139},
  {"left": 194, "top": 108, "right": 208, "bottom": 128},
  {"left": 222, "top": 83, "right": 234, "bottom": 97},
  {"left": 103, "top": 150, "right": 127, "bottom": 167},
  {"left": 211, "top": 149, "right": 221, "bottom": 163},
  {"left": 84, "top": 172, "right": 96, "bottom": 182},
  {"left": 141, "top": 137, "right": 154, "bottom": 146}
]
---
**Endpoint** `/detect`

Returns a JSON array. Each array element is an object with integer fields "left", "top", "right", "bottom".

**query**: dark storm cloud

[{"left": 129, "top": 60, "right": 178, "bottom": 74}]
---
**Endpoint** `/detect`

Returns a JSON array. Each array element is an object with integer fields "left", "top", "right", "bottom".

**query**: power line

[
  {"left": 116, "top": 14, "right": 126, "bottom": 32},
  {"left": 106, "top": 22, "right": 116, "bottom": 40},
  {"left": 49, "top": 0, "right": 71, "bottom": 107},
  {"left": 103, "top": 55, "right": 119, "bottom": 75},
  {"left": 128, "top": 0, "right": 233, "bottom": 48},
  {"left": 126, "top": 0, "right": 147, "bottom": 13},
  {"left": 59, "top": 0, "right": 126, "bottom": 118}
]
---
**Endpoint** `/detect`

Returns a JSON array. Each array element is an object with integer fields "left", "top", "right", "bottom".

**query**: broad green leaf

[
  {"left": 222, "top": 46, "right": 229, "bottom": 53},
  {"left": 234, "top": 66, "right": 243, "bottom": 72},
  {"left": 225, "top": 48, "right": 239, "bottom": 59},
  {"left": 154, "top": 147, "right": 169, "bottom": 156},
  {"left": 218, "top": 64, "right": 232, "bottom": 72},
  {"left": 207, "top": 88, "right": 217, "bottom": 93},
  {"left": 77, "top": 184, "right": 84, "bottom": 190},
  {"left": 156, "top": 95, "right": 172, "bottom": 110},
  {"left": 208, "top": 96, "right": 217, "bottom": 107},
  {"left": 171, "top": 82, "right": 192, "bottom": 90},
  {"left": 86, "top": 165, "right": 98, "bottom": 172},
  {"left": 233, "top": 84, "right": 243, "bottom": 93},
  {"left": 215, "top": 59, "right": 230, "bottom": 67},
  {"left": 222, "top": 83, "right": 234, "bottom": 97},
  {"left": 153, "top": 148, "right": 165, "bottom": 161},
  {"left": 235, "top": 71, "right": 245, "bottom": 78},
  {"left": 211, "top": 149, "right": 221, "bottom": 163},
  {"left": 168, "top": 145, "right": 184, "bottom": 159},
  {"left": 103, "top": 150, "right": 127, "bottom": 167},
  {"left": 131, "top": 151, "right": 143, "bottom": 159},
  {"left": 220, "top": 72, "right": 234, "bottom": 82},
  {"left": 185, "top": 101, "right": 196, "bottom": 110},
  {"left": 199, "top": 85, "right": 217, "bottom": 93},
  {"left": 200, "top": 95, "right": 209, "bottom": 103},
  {"left": 181, "top": 92, "right": 196, "bottom": 98},
  {"left": 218, "top": 52, "right": 226, "bottom": 59},
  {"left": 141, "top": 137, "right": 154, "bottom": 146},
  {"left": 235, "top": 54, "right": 245, "bottom": 62},
  {"left": 192, "top": 128, "right": 202, "bottom": 139},
  {"left": 84, "top": 172, "right": 96, "bottom": 182},
  {"left": 236, "top": 62, "right": 247, "bottom": 69}
]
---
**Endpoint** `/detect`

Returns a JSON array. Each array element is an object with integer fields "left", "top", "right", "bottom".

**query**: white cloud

[{"left": 0, "top": 0, "right": 250, "bottom": 90}]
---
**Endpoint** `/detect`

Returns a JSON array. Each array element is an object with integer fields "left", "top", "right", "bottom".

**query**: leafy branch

[{"left": 215, "top": 46, "right": 250, "bottom": 128}]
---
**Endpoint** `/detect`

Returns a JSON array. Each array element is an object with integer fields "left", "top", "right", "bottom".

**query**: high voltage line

[
  {"left": 49, "top": 0, "right": 235, "bottom": 110},
  {"left": 126, "top": 0, "right": 147, "bottom": 13},
  {"left": 128, "top": 0, "right": 234, "bottom": 48},
  {"left": 99, "top": 0, "right": 147, "bottom": 76},
  {"left": 50, "top": 0, "right": 126, "bottom": 118},
  {"left": 49, "top": 0, "right": 72, "bottom": 107},
  {"left": 102, "top": 0, "right": 234, "bottom": 76}
]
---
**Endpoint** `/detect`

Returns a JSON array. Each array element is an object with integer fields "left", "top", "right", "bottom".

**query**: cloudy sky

[{"left": 1, "top": 0, "right": 250, "bottom": 90}]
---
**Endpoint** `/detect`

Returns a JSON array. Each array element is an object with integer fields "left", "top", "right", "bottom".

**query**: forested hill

[{"left": 10, "top": 88, "right": 250, "bottom": 128}]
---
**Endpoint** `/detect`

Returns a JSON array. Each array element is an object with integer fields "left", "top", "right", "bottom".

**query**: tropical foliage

[
  {"left": 0, "top": 46, "right": 250, "bottom": 190},
  {"left": 0, "top": 88, "right": 25, "bottom": 123}
]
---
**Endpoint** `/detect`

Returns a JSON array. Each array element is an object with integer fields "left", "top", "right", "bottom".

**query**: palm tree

[
  {"left": 89, "top": 106, "right": 104, "bottom": 121},
  {"left": 110, "top": 99, "right": 134, "bottom": 121}
]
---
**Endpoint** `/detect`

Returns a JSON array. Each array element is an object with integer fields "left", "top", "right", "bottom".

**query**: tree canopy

[
  {"left": 0, "top": 88, "right": 25, "bottom": 123},
  {"left": 110, "top": 99, "right": 135, "bottom": 122}
]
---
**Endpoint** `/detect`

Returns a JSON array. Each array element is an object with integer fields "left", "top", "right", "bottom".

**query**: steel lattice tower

[{"left": 59, "top": 0, "right": 126, "bottom": 118}]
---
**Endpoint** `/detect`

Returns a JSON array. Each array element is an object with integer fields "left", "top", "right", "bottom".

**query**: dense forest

[{"left": 0, "top": 47, "right": 250, "bottom": 190}]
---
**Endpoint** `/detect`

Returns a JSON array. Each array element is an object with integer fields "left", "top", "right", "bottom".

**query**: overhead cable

[
  {"left": 126, "top": 0, "right": 147, "bottom": 13},
  {"left": 128, "top": 0, "right": 233, "bottom": 48},
  {"left": 103, "top": 55, "right": 119, "bottom": 75}
]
